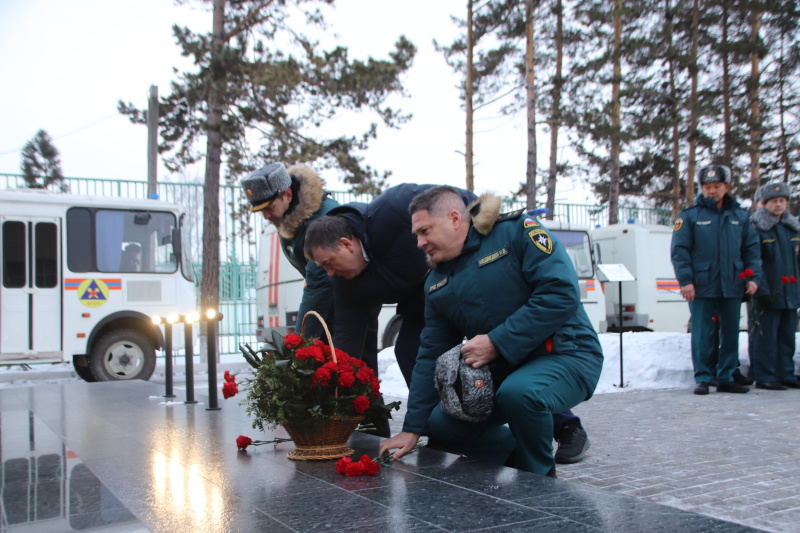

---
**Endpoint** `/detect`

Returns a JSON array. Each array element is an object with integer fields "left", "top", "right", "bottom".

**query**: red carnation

[
  {"left": 236, "top": 435, "right": 253, "bottom": 450},
  {"left": 335, "top": 456, "right": 352, "bottom": 474},
  {"left": 370, "top": 378, "right": 381, "bottom": 398},
  {"left": 792, "top": 276, "right": 797, "bottom": 283},
  {"left": 356, "top": 367, "right": 374, "bottom": 384},
  {"left": 344, "top": 460, "right": 365, "bottom": 477},
  {"left": 222, "top": 380, "right": 239, "bottom": 399},
  {"left": 738, "top": 268, "right": 755, "bottom": 279},
  {"left": 360, "top": 455, "right": 381, "bottom": 476},
  {"left": 284, "top": 334, "right": 303, "bottom": 349},
  {"left": 311, "top": 367, "right": 332, "bottom": 388},
  {"left": 353, "top": 395, "right": 371, "bottom": 413},
  {"left": 783, "top": 276, "right": 790, "bottom": 284},
  {"left": 223, "top": 370, "right": 236, "bottom": 383},
  {"left": 338, "top": 372, "right": 355, "bottom": 388}
]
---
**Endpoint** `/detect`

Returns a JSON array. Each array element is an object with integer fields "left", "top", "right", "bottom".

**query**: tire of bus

[
  {"left": 382, "top": 315, "right": 403, "bottom": 348},
  {"left": 73, "top": 362, "right": 97, "bottom": 382},
  {"left": 89, "top": 328, "right": 156, "bottom": 381}
]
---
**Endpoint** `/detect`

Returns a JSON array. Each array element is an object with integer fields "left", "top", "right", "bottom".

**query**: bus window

[
  {"left": 95, "top": 210, "right": 178, "bottom": 274},
  {"left": 2, "top": 221, "right": 26, "bottom": 288}
]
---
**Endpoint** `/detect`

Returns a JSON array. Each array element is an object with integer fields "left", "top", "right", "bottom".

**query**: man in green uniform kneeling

[{"left": 379, "top": 186, "right": 603, "bottom": 476}]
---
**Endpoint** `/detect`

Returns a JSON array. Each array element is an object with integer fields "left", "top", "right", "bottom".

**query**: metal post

[
  {"left": 618, "top": 282, "right": 625, "bottom": 388},
  {"left": 147, "top": 85, "right": 159, "bottom": 199},
  {"left": 164, "top": 322, "right": 175, "bottom": 398},
  {"left": 206, "top": 315, "right": 221, "bottom": 411},
  {"left": 184, "top": 321, "right": 197, "bottom": 404}
]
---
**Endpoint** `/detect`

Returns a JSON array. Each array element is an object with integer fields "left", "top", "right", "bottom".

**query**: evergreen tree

[
  {"left": 20, "top": 129, "right": 66, "bottom": 191},
  {"left": 119, "top": 0, "right": 415, "bottom": 311}
]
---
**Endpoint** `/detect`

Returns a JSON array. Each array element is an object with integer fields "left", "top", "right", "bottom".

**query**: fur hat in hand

[
  {"left": 240, "top": 163, "right": 292, "bottom": 212},
  {"left": 434, "top": 345, "right": 494, "bottom": 422},
  {"left": 757, "top": 182, "right": 791, "bottom": 204}
]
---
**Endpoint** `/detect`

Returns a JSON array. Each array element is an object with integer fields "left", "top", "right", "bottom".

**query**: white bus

[{"left": 0, "top": 190, "right": 196, "bottom": 381}]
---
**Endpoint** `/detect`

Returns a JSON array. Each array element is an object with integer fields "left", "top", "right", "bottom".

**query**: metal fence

[{"left": 1, "top": 173, "right": 671, "bottom": 353}]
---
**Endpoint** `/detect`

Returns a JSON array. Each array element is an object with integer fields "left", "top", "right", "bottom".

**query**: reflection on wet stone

[{"left": 0, "top": 382, "right": 763, "bottom": 533}]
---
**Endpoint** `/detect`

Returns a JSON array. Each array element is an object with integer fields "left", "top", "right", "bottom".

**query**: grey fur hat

[
  {"left": 757, "top": 182, "right": 791, "bottom": 204},
  {"left": 434, "top": 345, "right": 494, "bottom": 422},
  {"left": 240, "top": 163, "right": 292, "bottom": 212},
  {"left": 698, "top": 165, "right": 731, "bottom": 185}
]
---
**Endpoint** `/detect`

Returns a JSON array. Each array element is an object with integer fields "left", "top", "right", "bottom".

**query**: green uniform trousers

[
  {"left": 691, "top": 297, "right": 741, "bottom": 383},
  {"left": 427, "top": 352, "right": 597, "bottom": 476}
]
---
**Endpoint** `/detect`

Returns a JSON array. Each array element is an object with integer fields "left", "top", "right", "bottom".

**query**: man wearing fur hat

[
  {"left": 671, "top": 165, "right": 761, "bottom": 395},
  {"left": 748, "top": 182, "right": 800, "bottom": 390},
  {"left": 378, "top": 186, "right": 603, "bottom": 476},
  {"left": 240, "top": 162, "right": 340, "bottom": 338}
]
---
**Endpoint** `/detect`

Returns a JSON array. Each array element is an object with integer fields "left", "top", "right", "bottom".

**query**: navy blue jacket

[
  {"left": 750, "top": 208, "right": 800, "bottom": 309},
  {"left": 329, "top": 184, "right": 476, "bottom": 361}
]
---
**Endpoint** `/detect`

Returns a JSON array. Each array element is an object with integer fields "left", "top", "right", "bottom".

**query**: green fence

[{"left": 1, "top": 173, "right": 671, "bottom": 353}]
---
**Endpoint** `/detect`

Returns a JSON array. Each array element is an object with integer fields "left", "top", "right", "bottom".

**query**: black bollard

[
  {"left": 206, "top": 310, "right": 222, "bottom": 411},
  {"left": 184, "top": 318, "right": 197, "bottom": 404},
  {"left": 164, "top": 319, "right": 176, "bottom": 398}
]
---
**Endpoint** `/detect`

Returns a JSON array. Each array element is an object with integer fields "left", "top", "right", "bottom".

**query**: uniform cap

[
  {"left": 698, "top": 165, "right": 731, "bottom": 185},
  {"left": 434, "top": 345, "right": 494, "bottom": 422},
  {"left": 240, "top": 163, "right": 292, "bottom": 212},
  {"left": 757, "top": 182, "right": 791, "bottom": 204}
]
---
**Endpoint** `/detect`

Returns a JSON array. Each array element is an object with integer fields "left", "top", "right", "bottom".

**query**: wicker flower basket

[{"left": 282, "top": 311, "right": 363, "bottom": 461}]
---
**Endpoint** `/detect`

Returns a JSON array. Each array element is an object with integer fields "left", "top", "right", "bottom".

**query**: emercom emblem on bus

[{"left": 65, "top": 278, "right": 121, "bottom": 308}]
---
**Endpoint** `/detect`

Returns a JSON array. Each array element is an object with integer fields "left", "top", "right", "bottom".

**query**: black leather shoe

[
  {"left": 709, "top": 378, "right": 719, "bottom": 387},
  {"left": 733, "top": 371, "right": 754, "bottom": 385},
  {"left": 693, "top": 382, "right": 710, "bottom": 395},
  {"left": 756, "top": 382, "right": 788, "bottom": 391},
  {"left": 716, "top": 382, "right": 749, "bottom": 393},
  {"left": 782, "top": 378, "right": 800, "bottom": 389}
]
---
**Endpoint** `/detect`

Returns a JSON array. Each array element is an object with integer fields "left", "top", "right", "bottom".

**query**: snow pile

[{"left": 378, "top": 332, "right": 758, "bottom": 397}]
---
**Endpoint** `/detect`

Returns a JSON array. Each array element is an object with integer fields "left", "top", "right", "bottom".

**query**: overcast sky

[{"left": 0, "top": 0, "right": 594, "bottom": 202}]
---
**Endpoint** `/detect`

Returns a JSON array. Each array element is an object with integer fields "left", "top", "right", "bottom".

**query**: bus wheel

[{"left": 90, "top": 328, "right": 156, "bottom": 381}]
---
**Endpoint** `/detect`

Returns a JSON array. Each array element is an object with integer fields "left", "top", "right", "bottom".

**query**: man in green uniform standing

[
  {"left": 379, "top": 186, "right": 603, "bottom": 476},
  {"left": 670, "top": 165, "right": 761, "bottom": 395}
]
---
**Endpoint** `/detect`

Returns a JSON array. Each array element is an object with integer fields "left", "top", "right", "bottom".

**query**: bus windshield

[{"left": 550, "top": 230, "right": 595, "bottom": 279}]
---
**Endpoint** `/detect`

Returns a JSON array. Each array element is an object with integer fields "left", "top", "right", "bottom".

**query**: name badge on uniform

[
  {"left": 696, "top": 220, "right": 711, "bottom": 225},
  {"left": 730, "top": 220, "right": 739, "bottom": 225},
  {"left": 429, "top": 277, "right": 448, "bottom": 293},
  {"left": 478, "top": 247, "right": 508, "bottom": 267}
]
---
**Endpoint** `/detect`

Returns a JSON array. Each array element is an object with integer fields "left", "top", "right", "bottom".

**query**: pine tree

[
  {"left": 118, "top": 0, "right": 415, "bottom": 312},
  {"left": 20, "top": 129, "right": 66, "bottom": 192}
]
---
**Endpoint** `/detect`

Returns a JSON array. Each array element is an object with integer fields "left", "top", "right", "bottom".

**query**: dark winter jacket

[
  {"left": 276, "top": 165, "right": 339, "bottom": 335},
  {"left": 402, "top": 194, "right": 604, "bottom": 435},
  {"left": 750, "top": 207, "right": 800, "bottom": 309},
  {"left": 670, "top": 194, "right": 761, "bottom": 299},
  {"left": 328, "top": 183, "right": 476, "bottom": 360}
]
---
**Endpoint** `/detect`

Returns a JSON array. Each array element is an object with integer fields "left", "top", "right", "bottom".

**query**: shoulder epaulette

[{"left": 497, "top": 210, "right": 524, "bottom": 222}]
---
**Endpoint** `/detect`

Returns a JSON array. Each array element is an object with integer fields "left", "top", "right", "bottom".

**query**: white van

[
  {"left": 591, "top": 223, "right": 690, "bottom": 332},
  {"left": 541, "top": 221, "right": 607, "bottom": 333},
  {"left": 0, "top": 189, "right": 196, "bottom": 381}
]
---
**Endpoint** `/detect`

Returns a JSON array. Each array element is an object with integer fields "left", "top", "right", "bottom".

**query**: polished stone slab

[{"left": 0, "top": 382, "right": 763, "bottom": 533}]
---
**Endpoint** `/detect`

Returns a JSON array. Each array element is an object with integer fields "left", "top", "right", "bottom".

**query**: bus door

[{"left": 0, "top": 216, "right": 61, "bottom": 360}]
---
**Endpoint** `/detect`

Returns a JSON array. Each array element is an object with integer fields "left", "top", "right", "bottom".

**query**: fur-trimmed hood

[
  {"left": 277, "top": 164, "right": 325, "bottom": 240},
  {"left": 751, "top": 207, "right": 800, "bottom": 233},
  {"left": 468, "top": 193, "right": 503, "bottom": 235}
]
